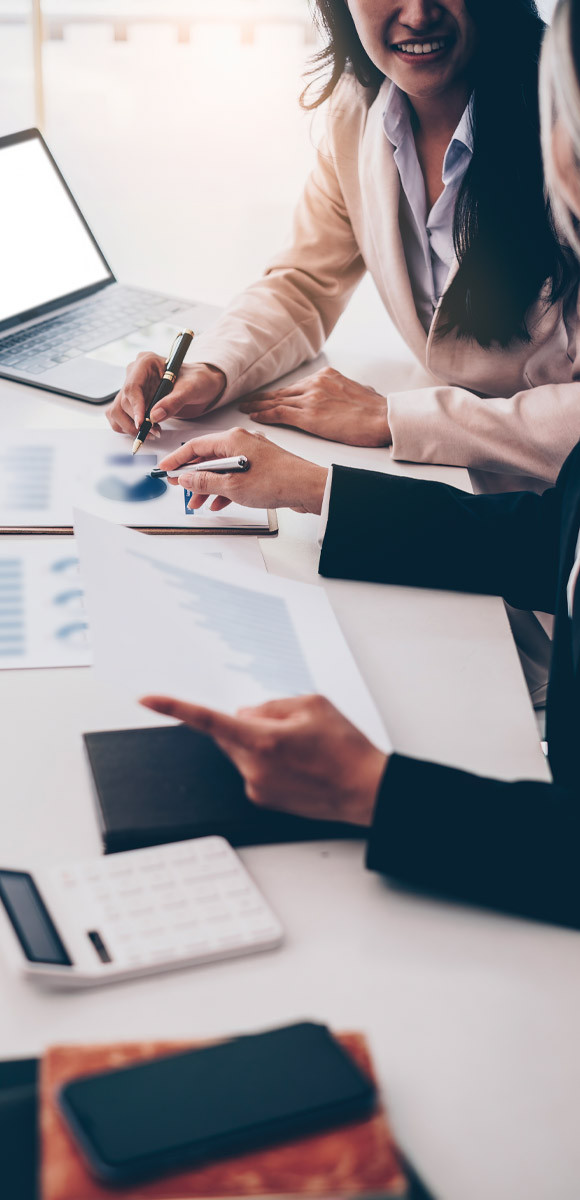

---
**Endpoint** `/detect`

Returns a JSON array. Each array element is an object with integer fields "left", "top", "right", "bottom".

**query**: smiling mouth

[{"left": 390, "top": 37, "right": 453, "bottom": 57}]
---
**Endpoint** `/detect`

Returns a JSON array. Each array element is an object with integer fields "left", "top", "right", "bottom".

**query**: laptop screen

[{"left": 0, "top": 133, "right": 111, "bottom": 328}]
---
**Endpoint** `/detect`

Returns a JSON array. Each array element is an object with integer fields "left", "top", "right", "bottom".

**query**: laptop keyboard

[{"left": 0, "top": 286, "right": 187, "bottom": 376}]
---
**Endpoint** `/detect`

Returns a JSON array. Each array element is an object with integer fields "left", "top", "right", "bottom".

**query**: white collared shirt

[
  {"left": 382, "top": 82, "right": 474, "bottom": 332},
  {"left": 317, "top": 92, "right": 474, "bottom": 541},
  {"left": 567, "top": 529, "right": 580, "bottom": 618}
]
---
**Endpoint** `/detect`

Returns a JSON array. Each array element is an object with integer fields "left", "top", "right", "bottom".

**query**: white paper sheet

[
  {"left": 74, "top": 510, "right": 391, "bottom": 752},
  {"left": 0, "top": 428, "right": 273, "bottom": 531},
  {"left": 0, "top": 536, "right": 265, "bottom": 671},
  {"left": 0, "top": 540, "right": 90, "bottom": 669}
]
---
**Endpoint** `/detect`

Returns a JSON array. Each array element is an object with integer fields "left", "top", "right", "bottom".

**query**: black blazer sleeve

[
  {"left": 367, "top": 755, "right": 580, "bottom": 929},
  {"left": 319, "top": 465, "right": 562, "bottom": 613}
]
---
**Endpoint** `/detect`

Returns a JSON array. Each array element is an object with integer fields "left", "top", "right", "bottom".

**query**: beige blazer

[{"left": 188, "top": 73, "right": 580, "bottom": 490}]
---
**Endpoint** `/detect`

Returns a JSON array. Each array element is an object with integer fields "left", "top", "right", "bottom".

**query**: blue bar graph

[
  {"left": 0, "top": 446, "right": 54, "bottom": 511},
  {"left": 130, "top": 550, "right": 315, "bottom": 697},
  {"left": 0, "top": 558, "right": 25, "bottom": 656}
]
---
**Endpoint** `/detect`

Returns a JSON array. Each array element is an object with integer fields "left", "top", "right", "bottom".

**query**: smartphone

[{"left": 58, "top": 1022, "right": 377, "bottom": 1186}]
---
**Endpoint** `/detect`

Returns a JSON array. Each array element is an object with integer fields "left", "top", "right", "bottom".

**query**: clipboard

[{"left": 0, "top": 511, "right": 279, "bottom": 537}]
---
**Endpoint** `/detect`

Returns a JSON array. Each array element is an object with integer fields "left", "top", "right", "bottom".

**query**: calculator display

[{"left": 0, "top": 870, "right": 72, "bottom": 965}]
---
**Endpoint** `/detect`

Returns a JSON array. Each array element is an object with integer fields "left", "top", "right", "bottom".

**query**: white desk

[{"left": 1, "top": 352, "right": 579, "bottom": 1200}]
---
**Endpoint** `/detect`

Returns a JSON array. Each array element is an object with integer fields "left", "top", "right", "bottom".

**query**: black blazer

[{"left": 319, "top": 441, "right": 580, "bottom": 929}]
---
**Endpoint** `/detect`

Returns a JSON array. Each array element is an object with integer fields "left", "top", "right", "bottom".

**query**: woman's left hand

[
  {"left": 140, "top": 693, "right": 387, "bottom": 828},
  {"left": 239, "top": 366, "right": 392, "bottom": 447}
]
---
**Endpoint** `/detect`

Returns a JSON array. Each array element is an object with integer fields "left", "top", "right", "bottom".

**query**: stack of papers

[{"left": 0, "top": 536, "right": 266, "bottom": 672}]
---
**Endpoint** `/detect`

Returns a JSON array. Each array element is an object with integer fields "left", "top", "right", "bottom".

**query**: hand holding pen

[
  {"left": 132, "top": 329, "right": 194, "bottom": 454},
  {"left": 151, "top": 455, "right": 250, "bottom": 478},
  {"left": 156, "top": 428, "right": 328, "bottom": 514},
  {"left": 107, "top": 354, "right": 226, "bottom": 438}
]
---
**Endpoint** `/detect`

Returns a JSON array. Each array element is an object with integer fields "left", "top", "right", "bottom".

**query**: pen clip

[
  {"left": 165, "top": 330, "right": 185, "bottom": 367},
  {"left": 166, "top": 328, "right": 192, "bottom": 364}
]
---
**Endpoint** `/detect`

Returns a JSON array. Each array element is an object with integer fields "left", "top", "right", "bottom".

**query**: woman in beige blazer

[
  {"left": 140, "top": 0, "right": 580, "bottom": 933},
  {"left": 109, "top": 0, "right": 578, "bottom": 493}
]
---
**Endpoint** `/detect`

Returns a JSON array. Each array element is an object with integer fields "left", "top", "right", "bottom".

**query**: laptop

[{"left": 0, "top": 128, "right": 215, "bottom": 404}]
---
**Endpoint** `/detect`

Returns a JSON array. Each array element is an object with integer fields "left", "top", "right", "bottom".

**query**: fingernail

[{"left": 153, "top": 407, "right": 167, "bottom": 422}]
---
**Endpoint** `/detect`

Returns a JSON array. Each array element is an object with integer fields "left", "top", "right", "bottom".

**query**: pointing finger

[
  {"left": 140, "top": 695, "right": 258, "bottom": 747},
  {"left": 236, "top": 697, "right": 303, "bottom": 720}
]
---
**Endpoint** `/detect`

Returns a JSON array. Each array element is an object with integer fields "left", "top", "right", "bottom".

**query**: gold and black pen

[{"left": 132, "top": 328, "right": 194, "bottom": 455}]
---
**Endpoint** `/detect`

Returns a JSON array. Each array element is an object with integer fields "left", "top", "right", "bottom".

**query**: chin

[{"left": 386, "top": 58, "right": 460, "bottom": 95}]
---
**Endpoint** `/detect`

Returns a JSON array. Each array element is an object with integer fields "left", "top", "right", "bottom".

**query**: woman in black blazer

[{"left": 143, "top": 0, "right": 580, "bottom": 930}]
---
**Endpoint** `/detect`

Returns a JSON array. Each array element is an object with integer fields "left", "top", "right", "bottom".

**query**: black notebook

[
  {"left": 83, "top": 725, "right": 365, "bottom": 854},
  {"left": 0, "top": 1059, "right": 38, "bottom": 1200}
]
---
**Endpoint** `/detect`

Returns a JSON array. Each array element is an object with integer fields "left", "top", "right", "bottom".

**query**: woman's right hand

[
  {"left": 106, "top": 354, "right": 226, "bottom": 436},
  {"left": 159, "top": 427, "right": 329, "bottom": 514}
]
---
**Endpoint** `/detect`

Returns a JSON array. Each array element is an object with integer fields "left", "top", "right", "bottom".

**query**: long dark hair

[{"left": 303, "top": 0, "right": 570, "bottom": 349}]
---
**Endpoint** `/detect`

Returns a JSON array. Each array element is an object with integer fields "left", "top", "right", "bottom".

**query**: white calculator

[{"left": 0, "top": 837, "right": 283, "bottom": 989}]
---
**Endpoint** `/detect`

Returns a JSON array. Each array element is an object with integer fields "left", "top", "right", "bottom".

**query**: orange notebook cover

[{"left": 40, "top": 1033, "right": 407, "bottom": 1200}]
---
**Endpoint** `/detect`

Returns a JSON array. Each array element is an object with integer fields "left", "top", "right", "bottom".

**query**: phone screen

[{"left": 59, "top": 1023, "right": 375, "bottom": 1180}]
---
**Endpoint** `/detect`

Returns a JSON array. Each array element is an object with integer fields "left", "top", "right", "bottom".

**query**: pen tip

[{"left": 131, "top": 439, "right": 141, "bottom": 456}]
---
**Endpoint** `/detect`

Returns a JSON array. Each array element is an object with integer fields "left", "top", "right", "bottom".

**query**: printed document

[
  {"left": 0, "top": 539, "right": 90, "bottom": 669},
  {"left": 0, "top": 428, "right": 272, "bottom": 531},
  {"left": 74, "top": 510, "right": 391, "bottom": 751},
  {"left": 0, "top": 535, "right": 265, "bottom": 671}
]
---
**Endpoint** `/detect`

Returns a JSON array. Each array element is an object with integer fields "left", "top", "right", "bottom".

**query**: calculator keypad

[{"left": 51, "top": 838, "right": 281, "bottom": 970}]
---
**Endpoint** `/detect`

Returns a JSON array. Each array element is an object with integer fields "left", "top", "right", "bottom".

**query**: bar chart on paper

[
  {"left": 129, "top": 548, "right": 316, "bottom": 699},
  {"left": 75, "top": 512, "right": 391, "bottom": 751},
  {"left": 0, "top": 536, "right": 267, "bottom": 672},
  {"left": 0, "top": 541, "right": 91, "bottom": 670}
]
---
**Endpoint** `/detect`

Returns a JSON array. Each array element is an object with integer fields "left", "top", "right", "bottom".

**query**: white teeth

[{"left": 395, "top": 39, "right": 445, "bottom": 55}]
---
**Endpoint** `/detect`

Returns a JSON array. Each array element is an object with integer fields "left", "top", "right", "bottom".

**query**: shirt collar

[
  {"left": 443, "top": 99, "right": 473, "bottom": 182},
  {"left": 382, "top": 82, "right": 474, "bottom": 166},
  {"left": 382, "top": 82, "right": 412, "bottom": 149}
]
